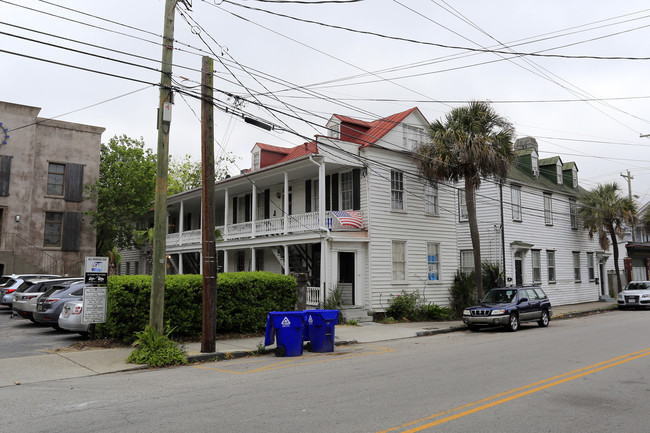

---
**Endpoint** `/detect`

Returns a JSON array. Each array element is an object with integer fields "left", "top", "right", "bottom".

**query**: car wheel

[
  {"left": 538, "top": 310, "right": 550, "bottom": 327},
  {"left": 507, "top": 314, "right": 519, "bottom": 332}
]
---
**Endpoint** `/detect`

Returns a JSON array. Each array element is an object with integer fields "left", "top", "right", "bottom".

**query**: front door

[
  {"left": 338, "top": 252, "right": 355, "bottom": 305},
  {"left": 515, "top": 259, "right": 523, "bottom": 286}
]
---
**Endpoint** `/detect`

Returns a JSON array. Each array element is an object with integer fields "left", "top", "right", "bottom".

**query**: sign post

[{"left": 84, "top": 257, "right": 108, "bottom": 339}]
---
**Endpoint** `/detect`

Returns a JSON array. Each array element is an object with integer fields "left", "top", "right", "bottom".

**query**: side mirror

[{"left": 519, "top": 297, "right": 528, "bottom": 304}]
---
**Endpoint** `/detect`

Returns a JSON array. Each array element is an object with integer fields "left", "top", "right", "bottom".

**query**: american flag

[{"left": 331, "top": 211, "right": 363, "bottom": 228}]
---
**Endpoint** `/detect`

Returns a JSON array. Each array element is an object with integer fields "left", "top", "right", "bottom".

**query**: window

[
  {"left": 252, "top": 152, "right": 260, "bottom": 170},
  {"left": 460, "top": 250, "right": 474, "bottom": 275},
  {"left": 47, "top": 163, "right": 65, "bottom": 196},
  {"left": 556, "top": 161, "right": 563, "bottom": 185},
  {"left": 256, "top": 192, "right": 265, "bottom": 220},
  {"left": 569, "top": 199, "right": 578, "bottom": 229},
  {"left": 391, "top": 170, "right": 404, "bottom": 210},
  {"left": 427, "top": 242, "right": 439, "bottom": 281},
  {"left": 255, "top": 249, "right": 264, "bottom": 271},
  {"left": 313, "top": 179, "right": 319, "bottom": 212},
  {"left": 403, "top": 124, "right": 425, "bottom": 150},
  {"left": 458, "top": 190, "right": 468, "bottom": 221},
  {"left": 544, "top": 193, "right": 553, "bottom": 225},
  {"left": 424, "top": 181, "right": 438, "bottom": 215},
  {"left": 341, "top": 171, "right": 353, "bottom": 210},
  {"left": 511, "top": 185, "right": 522, "bottom": 221},
  {"left": 0, "top": 155, "right": 11, "bottom": 197},
  {"left": 44, "top": 212, "right": 63, "bottom": 247},
  {"left": 328, "top": 121, "right": 340, "bottom": 139},
  {"left": 587, "top": 252, "right": 595, "bottom": 281},
  {"left": 392, "top": 241, "right": 406, "bottom": 281},
  {"left": 573, "top": 252, "right": 581, "bottom": 282},
  {"left": 572, "top": 166, "right": 578, "bottom": 188},
  {"left": 238, "top": 196, "right": 247, "bottom": 223},
  {"left": 531, "top": 151, "right": 539, "bottom": 177},
  {"left": 532, "top": 250, "right": 541, "bottom": 283},
  {"left": 547, "top": 251, "right": 556, "bottom": 283}
]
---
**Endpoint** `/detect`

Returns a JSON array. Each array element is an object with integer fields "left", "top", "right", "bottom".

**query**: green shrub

[
  {"left": 385, "top": 289, "right": 452, "bottom": 322},
  {"left": 127, "top": 325, "right": 187, "bottom": 367},
  {"left": 448, "top": 270, "right": 477, "bottom": 319},
  {"left": 100, "top": 272, "right": 297, "bottom": 343}
]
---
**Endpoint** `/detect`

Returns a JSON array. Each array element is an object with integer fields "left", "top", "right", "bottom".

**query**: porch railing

[
  {"left": 307, "top": 286, "right": 320, "bottom": 307},
  {"left": 166, "top": 211, "right": 364, "bottom": 247}
]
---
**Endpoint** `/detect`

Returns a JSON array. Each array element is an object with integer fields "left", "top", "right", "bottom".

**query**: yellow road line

[{"left": 381, "top": 348, "right": 650, "bottom": 433}]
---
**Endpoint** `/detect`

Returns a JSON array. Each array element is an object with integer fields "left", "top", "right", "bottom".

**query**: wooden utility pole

[
  {"left": 150, "top": 0, "right": 178, "bottom": 333},
  {"left": 201, "top": 56, "right": 217, "bottom": 353},
  {"left": 620, "top": 169, "right": 635, "bottom": 242}
]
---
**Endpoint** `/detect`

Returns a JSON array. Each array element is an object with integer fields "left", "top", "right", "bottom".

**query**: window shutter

[
  {"left": 244, "top": 194, "right": 251, "bottom": 222},
  {"left": 264, "top": 189, "right": 270, "bottom": 219},
  {"left": 0, "top": 155, "right": 11, "bottom": 197},
  {"left": 64, "top": 163, "right": 84, "bottom": 202},
  {"left": 325, "top": 175, "right": 331, "bottom": 211},
  {"left": 331, "top": 173, "right": 339, "bottom": 210},
  {"left": 352, "top": 168, "right": 360, "bottom": 210},
  {"left": 232, "top": 196, "right": 238, "bottom": 224},
  {"left": 305, "top": 180, "right": 312, "bottom": 213},
  {"left": 61, "top": 212, "right": 81, "bottom": 251}
]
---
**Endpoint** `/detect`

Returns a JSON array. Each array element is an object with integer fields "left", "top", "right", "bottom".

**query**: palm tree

[
  {"left": 579, "top": 182, "right": 637, "bottom": 293},
  {"left": 415, "top": 101, "right": 515, "bottom": 298},
  {"left": 107, "top": 246, "right": 122, "bottom": 276}
]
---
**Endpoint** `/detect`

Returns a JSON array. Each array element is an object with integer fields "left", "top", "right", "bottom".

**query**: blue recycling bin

[
  {"left": 264, "top": 311, "right": 305, "bottom": 357},
  {"left": 303, "top": 309, "right": 339, "bottom": 353}
]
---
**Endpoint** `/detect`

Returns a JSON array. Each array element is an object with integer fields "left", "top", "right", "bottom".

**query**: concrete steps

[{"left": 340, "top": 306, "right": 373, "bottom": 323}]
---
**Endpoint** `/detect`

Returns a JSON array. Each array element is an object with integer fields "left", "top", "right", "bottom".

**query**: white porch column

[
  {"left": 251, "top": 182, "right": 257, "bottom": 238},
  {"left": 178, "top": 253, "right": 184, "bottom": 275},
  {"left": 178, "top": 201, "right": 185, "bottom": 245},
  {"left": 251, "top": 247, "right": 256, "bottom": 271},
  {"left": 319, "top": 159, "right": 325, "bottom": 226},
  {"left": 321, "top": 238, "right": 327, "bottom": 303},
  {"left": 284, "top": 244, "right": 289, "bottom": 275},
  {"left": 283, "top": 172, "right": 289, "bottom": 234},
  {"left": 223, "top": 250, "right": 229, "bottom": 273},
  {"left": 224, "top": 188, "right": 229, "bottom": 240}
]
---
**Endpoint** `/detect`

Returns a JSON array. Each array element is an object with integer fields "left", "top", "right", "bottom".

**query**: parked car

[
  {"left": 58, "top": 300, "right": 91, "bottom": 335},
  {"left": 617, "top": 281, "right": 650, "bottom": 309},
  {"left": 462, "top": 287, "right": 553, "bottom": 332},
  {"left": 0, "top": 274, "right": 60, "bottom": 307},
  {"left": 12, "top": 277, "right": 83, "bottom": 320},
  {"left": 33, "top": 282, "right": 87, "bottom": 328}
]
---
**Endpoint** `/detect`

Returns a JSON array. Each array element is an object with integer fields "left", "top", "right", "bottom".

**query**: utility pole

[
  {"left": 620, "top": 169, "right": 635, "bottom": 242},
  {"left": 201, "top": 56, "right": 217, "bottom": 353},
  {"left": 150, "top": 0, "right": 179, "bottom": 333}
]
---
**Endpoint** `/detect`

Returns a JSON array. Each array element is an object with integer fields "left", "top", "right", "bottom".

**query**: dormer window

[
  {"left": 531, "top": 150, "right": 539, "bottom": 177},
  {"left": 556, "top": 161, "right": 563, "bottom": 185},
  {"left": 252, "top": 151, "right": 260, "bottom": 170},
  {"left": 403, "top": 124, "right": 425, "bottom": 150},
  {"left": 327, "top": 121, "right": 340, "bottom": 139},
  {"left": 572, "top": 166, "right": 578, "bottom": 188}
]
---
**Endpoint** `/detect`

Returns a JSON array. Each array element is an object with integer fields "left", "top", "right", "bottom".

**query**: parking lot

[{"left": 0, "top": 305, "right": 87, "bottom": 359}]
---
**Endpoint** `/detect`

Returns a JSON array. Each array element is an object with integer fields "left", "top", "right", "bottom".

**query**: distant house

[
  {"left": 159, "top": 107, "right": 459, "bottom": 319},
  {"left": 456, "top": 137, "right": 617, "bottom": 304},
  {"left": 0, "top": 101, "right": 104, "bottom": 275}
]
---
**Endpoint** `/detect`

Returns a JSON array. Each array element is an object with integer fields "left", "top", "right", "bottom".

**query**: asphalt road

[
  {"left": 0, "top": 305, "right": 86, "bottom": 358},
  {"left": 3, "top": 309, "right": 650, "bottom": 433}
]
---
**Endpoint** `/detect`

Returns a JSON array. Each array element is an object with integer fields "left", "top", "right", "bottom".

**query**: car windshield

[
  {"left": 15, "top": 281, "right": 34, "bottom": 293},
  {"left": 482, "top": 289, "right": 517, "bottom": 304},
  {"left": 626, "top": 282, "right": 650, "bottom": 291}
]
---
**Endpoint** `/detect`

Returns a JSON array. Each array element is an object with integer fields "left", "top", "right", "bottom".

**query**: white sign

[
  {"left": 82, "top": 287, "right": 107, "bottom": 324},
  {"left": 85, "top": 257, "right": 108, "bottom": 273},
  {"left": 281, "top": 316, "right": 291, "bottom": 327}
]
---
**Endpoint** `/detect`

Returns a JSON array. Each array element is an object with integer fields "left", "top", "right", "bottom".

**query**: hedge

[{"left": 99, "top": 272, "right": 297, "bottom": 342}]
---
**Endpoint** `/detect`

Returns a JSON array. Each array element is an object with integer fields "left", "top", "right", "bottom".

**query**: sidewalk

[{"left": 0, "top": 300, "right": 617, "bottom": 387}]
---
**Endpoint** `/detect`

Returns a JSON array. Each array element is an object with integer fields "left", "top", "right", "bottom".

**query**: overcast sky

[{"left": 3, "top": 0, "right": 650, "bottom": 204}]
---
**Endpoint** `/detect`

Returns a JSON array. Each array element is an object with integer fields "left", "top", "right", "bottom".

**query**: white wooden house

[
  {"left": 160, "top": 107, "right": 460, "bottom": 318},
  {"left": 455, "top": 136, "right": 616, "bottom": 305}
]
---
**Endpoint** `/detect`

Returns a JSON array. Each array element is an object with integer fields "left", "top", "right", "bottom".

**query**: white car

[
  {"left": 58, "top": 300, "right": 91, "bottom": 335},
  {"left": 617, "top": 281, "right": 650, "bottom": 309}
]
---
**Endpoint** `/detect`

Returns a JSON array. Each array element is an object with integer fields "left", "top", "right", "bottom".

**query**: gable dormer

[
  {"left": 563, "top": 162, "right": 578, "bottom": 188},
  {"left": 514, "top": 137, "right": 539, "bottom": 177},
  {"left": 250, "top": 143, "right": 291, "bottom": 170},
  {"left": 538, "top": 156, "right": 564, "bottom": 185}
]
